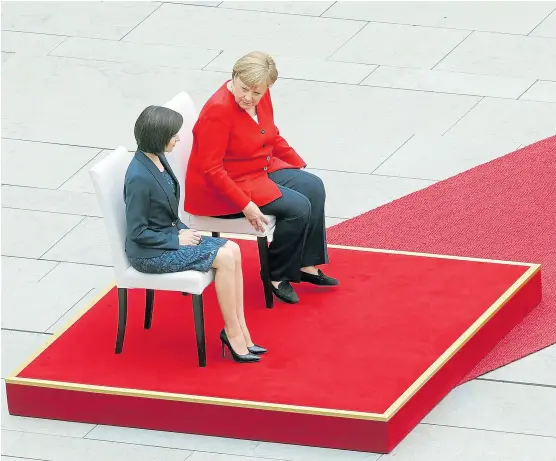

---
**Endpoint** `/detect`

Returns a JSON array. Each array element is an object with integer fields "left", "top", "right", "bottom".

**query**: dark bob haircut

[{"left": 134, "top": 105, "right": 183, "bottom": 155}]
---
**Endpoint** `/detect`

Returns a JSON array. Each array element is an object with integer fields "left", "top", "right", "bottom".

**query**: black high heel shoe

[
  {"left": 247, "top": 344, "right": 267, "bottom": 355},
  {"left": 220, "top": 329, "right": 260, "bottom": 363}
]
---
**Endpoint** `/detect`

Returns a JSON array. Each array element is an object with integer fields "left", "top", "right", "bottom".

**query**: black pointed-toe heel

[
  {"left": 220, "top": 329, "right": 260, "bottom": 363},
  {"left": 247, "top": 344, "right": 267, "bottom": 355}
]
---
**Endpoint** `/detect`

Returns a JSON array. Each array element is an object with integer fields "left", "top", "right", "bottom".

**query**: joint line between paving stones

[
  {"left": 37, "top": 216, "right": 87, "bottom": 260},
  {"left": 319, "top": 1, "right": 336, "bottom": 17},
  {"left": 2, "top": 137, "right": 110, "bottom": 151},
  {"left": 476, "top": 377, "right": 556, "bottom": 389},
  {"left": 201, "top": 49, "right": 224, "bottom": 70},
  {"left": 57, "top": 150, "right": 104, "bottom": 191},
  {"left": 9, "top": 255, "right": 113, "bottom": 268},
  {"left": 527, "top": 7, "right": 556, "bottom": 36},
  {"left": 2, "top": 206, "right": 99, "bottom": 219},
  {"left": 1, "top": 328, "right": 54, "bottom": 336},
  {"left": 326, "top": 21, "right": 370, "bottom": 60},
  {"left": 517, "top": 79, "right": 539, "bottom": 100},
  {"left": 119, "top": 2, "right": 164, "bottom": 41},
  {"left": 430, "top": 30, "right": 473, "bottom": 70},
  {"left": 309, "top": 166, "right": 438, "bottom": 182},
  {"left": 423, "top": 423, "right": 556, "bottom": 439},
  {"left": 371, "top": 134, "right": 415, "bottom": 174},
  {"left": 36, "top": 261, "right": 61, "bottom": 282},
  {"left": 45, "top": 36, "right": 68, "bottom": 56},
  {"left": 442, "top": 96, "right": 484, "bottom": 136},
  {"left": 358, "top": 65, "right": 379, "bottom": 85},
  {"left": 44, "top": 287, "right": 96, "bottom": 333}
]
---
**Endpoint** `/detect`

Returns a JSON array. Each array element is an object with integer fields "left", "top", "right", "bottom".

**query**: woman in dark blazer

[
  {"left": 124, "top": 105, "right": 264, "bottom": 363},
  {"left": 184, "top": 51, "right": 339, "bottom": 305}
]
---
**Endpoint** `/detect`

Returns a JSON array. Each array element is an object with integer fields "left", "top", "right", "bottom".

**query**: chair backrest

[
  {"left": 89, "top": 146, "right": 134, "bottom": 279},
  {"left": 163, "top": 92, "right": 199, "bottom": 218}
]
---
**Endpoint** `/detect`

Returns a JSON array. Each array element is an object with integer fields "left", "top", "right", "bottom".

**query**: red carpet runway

[
  {"left": 328, "top": 136, "right": 555, "bottom": 382},
  {"left": 6, "top": 243, "right": 541, "bottom": 453}
]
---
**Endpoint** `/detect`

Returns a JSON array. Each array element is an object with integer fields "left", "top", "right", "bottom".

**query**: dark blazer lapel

[
  {"left": 136, "top": 151, "right": 179, "bottom": 219},
  {"left": 160, "top": 154, "right": 180, "bottom": 203}
]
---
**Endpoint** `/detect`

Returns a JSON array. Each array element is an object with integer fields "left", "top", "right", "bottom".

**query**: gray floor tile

[
  {"left": 531, "top": 9, "right": 556, "bottom": 38},
  {"left": 1, "top": 55, "right": 226, "bottom": 149},
  {"left": 58, "top": 150, "right": 110, "bottom": 194},
  {"left": 2, "top": 261, "right": 113, "bottom": 332},
  {"left": 41, "top": 217, "right": 113, "bottom": 266},
  {"left": 520, "top": 80, "right": 556, "bottom": 103},
  {"left": 424, "top": 380, "right": 556, "bottom": 438},
  {"left": 167, "top": 1, "right": 222, "bottom": 6},
  {"left": 1, "top": 208, "right": 83, "bottom": 259},
  {"left": 184, "top": 454, "right": 268, "bottom": 461},
  {"left": 1, "top": 139, "right": 100, "bottom": 189},
  {"left": 361, "top": 66, "right": 535, "bottom": 99},
  {"left": 1, "top": 185, "right": 101, "bottom": 217},
  {"left": 124, "top": 3, "right": 365, "bottom": 58},
  {"left": 254, "top": 441, "right": 380, "bottom": 460},
  {"left": 437, "top": 31, "right": 556, "bottom": 80},
  {"left": 267, "top": 78, "right": 478, "bottom": 174},
  {"left": 1, "top": 331, "right": 51, "bottom": 378},
  {"left": 1, "top": 430, "right": 192, "bottom": 460},
  {"left": 481, "top": 345, "right": 556, "bottom": 387},
  {"left": 219, "top": 1, "right": 334, "bottom": 16},
  {"left": 1, "top": 51, "right": 14, "bottom": 64},
  {"left": 51, "top": 37, "right": 221, "bottom": 69},
  {"left": 86, "top": 425, "right": 260, "bottom": 457},
  {"left": 1, "top": 31, "right": 66, "bottom": 56},
  {"left": 309, "top": 169, "right": 435, "bottom": 218},
  {"left": 331, "top": 22, "right": 469, "bottom": 69},
  {"left": 323, "top": 1, "right": 556, "bottom": 35},
  {"left": 206, "top": 50, "right": 376, "bottom": 84},
  {"left": 383, "top": 423, "right": 556, "bottom": 460},
  {"left": 2, "top": 381, "right": 95, "bottom": 437},
  {"left": 1, "top": 1, "right": 161, "bottom": 40},
  {"left": 1, "top": 256, "right": 57, "bottom": 286}
]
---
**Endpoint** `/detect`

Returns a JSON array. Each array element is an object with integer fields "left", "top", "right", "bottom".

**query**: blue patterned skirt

[{"left": 128, "top": 235, "right": 228, "bottom": 274}]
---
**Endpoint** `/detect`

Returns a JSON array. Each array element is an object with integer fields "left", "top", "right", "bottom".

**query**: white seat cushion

[
  {"left": 119, "top": 266, "right": 214, "bottom": 295},
  {"left": 189, "top": 214, "right": 276, "bottom": 238}
]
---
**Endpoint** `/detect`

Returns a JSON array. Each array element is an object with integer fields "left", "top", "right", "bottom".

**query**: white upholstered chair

[
  {"left": 89, "top": 146, "right": 214, "bottom": 367},
  {"left": 163, "top": 92, "right": 276, "bottom": 309}
]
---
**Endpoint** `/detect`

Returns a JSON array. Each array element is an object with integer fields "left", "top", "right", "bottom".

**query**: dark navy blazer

[{"left": 124, "top": 151, "right": 188, "bottom": 259}]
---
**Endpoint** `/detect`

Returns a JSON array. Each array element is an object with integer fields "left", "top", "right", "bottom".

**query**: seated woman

[
  {"left": 184, "top": 51, "right": 338, "bottom": 305},
  {"left": 124, "top": 105, "right": 265, "bottom": 363}
]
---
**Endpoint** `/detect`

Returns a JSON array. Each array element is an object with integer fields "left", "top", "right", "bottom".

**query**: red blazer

[{"left": 184, "top": 81, "right": 306, "bottom": 216}]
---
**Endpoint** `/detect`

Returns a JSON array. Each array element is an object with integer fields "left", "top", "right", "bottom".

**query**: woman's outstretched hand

[
  {"left": 243, "top": 201, "right": 269, "bottom": 233},
  {"left": 179, "top": 229, "right": 202, "bottom": 246}
]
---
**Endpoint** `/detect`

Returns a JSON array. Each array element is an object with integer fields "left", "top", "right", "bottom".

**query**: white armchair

[
  {"left": 89, "top": 146, "right": 214, "bottom": 367},
  {"left": 163, "top": 92, "right": 276, "bottom": 309}
]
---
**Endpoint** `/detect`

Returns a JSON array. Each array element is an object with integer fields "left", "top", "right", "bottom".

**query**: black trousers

[{"left": 220, "top": 168, "right": 329, "bottom": 282}]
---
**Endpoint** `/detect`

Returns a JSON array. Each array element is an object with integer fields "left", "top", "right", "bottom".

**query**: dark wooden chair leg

[
  {"left": 257, "top": 236, "right": 274, "bottom": 309},
  {"left": 144, "top": 289, "right": 155, "bottom": 329},
  {"left": 116, "top": 288, "right": 128, "bottom": 354},
  {"left": 192, "top": 294, "right": 207, "bottom": 367},
  {"left": 212, "top": 231, "right": 221, "bottom": 237}
]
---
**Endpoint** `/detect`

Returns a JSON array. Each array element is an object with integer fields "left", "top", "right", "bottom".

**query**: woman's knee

[
  {"left": 213, "top": 246, "right": 235, "bottom": 270},
  {"left": 224, "top": 240, "right": 241, "bottom": 261},
  {"left": 301, "top": 172, "right": 326, "bottom": 204}
]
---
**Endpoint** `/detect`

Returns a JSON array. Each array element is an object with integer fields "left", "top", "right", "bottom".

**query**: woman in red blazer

[{"left": 184, "top": 52, "right": 338, "bottom": 304}]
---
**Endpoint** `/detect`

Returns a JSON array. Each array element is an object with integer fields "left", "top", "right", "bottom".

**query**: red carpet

[
  {"left": 17, "top": 244, "right": 531, "bottom": 413},
  {"left": 327, "top": 136, "right": 556, "bottom": 382}
]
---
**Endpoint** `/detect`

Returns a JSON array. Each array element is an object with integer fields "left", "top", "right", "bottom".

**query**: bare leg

[
  {"left": 223, "top": 241, "right": 254, "bottom": 347},
  {"left": 212, "top": 246, "right": 249, "bottom": 355},
  {"left": 300, "top": 265, "right": 319, "bottom": 275}
]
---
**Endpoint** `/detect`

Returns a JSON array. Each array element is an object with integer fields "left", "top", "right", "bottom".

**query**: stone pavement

[{"left": 1, "top": 1, "right": 556, "bottom": 459}]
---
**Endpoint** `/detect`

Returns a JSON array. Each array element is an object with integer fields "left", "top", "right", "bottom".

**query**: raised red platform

[{"left": 6, "top": 240, "right": 541, "bottom": 453}]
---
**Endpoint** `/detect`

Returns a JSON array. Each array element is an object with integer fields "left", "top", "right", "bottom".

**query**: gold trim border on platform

[{"left": 6, "top": 243, "right": 541, "bottom": 423}]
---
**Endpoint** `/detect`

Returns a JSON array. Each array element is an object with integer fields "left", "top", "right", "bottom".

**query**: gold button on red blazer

[{"left": 184, "top": 81, "right": 306, "bottom": 217}]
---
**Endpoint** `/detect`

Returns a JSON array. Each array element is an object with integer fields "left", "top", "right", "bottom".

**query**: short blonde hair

[{"left": 232, "top": 51, "right": 278, "bottom": 88}]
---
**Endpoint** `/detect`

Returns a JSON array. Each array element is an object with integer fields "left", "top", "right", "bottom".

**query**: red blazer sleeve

[
  {"left": 194, "top": 103, "right": 251, "bottom": 210},
  {"left": 267, "top": 91, "right": 306, "bottom": 168}
]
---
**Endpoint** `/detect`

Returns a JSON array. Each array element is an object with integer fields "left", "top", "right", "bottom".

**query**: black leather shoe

[
  {"left": 220, "top": 330, "right": 260, "bottom": 363},
  {"left": 248, "top": 344, "right": 267, "bottom": 355},
  {"left": 271, "top": 281, "right": 299, "bottom": 304},
  {"left": 300, "top": 269, "right": 339, "bottom": 286}
]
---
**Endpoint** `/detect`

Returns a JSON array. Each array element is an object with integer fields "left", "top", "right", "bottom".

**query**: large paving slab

[
  {"left": 1, "top": 31, "right": 66, "bottom": 56},
  {"left": 323, "top": 1, "right": 556, "bottom": 35},
  {"left": 436, "top": 31, "right": 556, "bottom": 80},
  {"left": 531, "top": 9, "right": 556, "bottom": 38},
  {"left": 124, "top": 3, "right": 365, "bottom": 58},
  {"left": 330, "top": 23, "right": 470, "bottom": 69},
  {"left": 424, "top": 380, "right": 556, "bottom": 438},
  {"left": 220, "top": 1, "right": 334, "bottom": 17},
  {"left": 0, "top": 1, "right": 161, "bottom": 40},
  {"left": 520, "top": 80, "right": 556, "bottom": 103}
]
